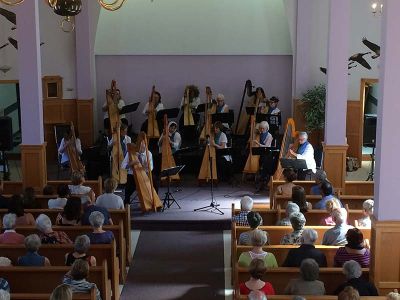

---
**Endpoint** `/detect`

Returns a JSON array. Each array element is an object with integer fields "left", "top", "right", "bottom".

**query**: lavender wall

[{"left": 95, "top": 55, "right": 293, "bottom": 133}]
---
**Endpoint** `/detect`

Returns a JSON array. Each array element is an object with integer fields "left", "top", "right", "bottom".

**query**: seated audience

[
  {"left": 95, "top": 178, "right": 124, "bottom": 209},
  {"left": 335, "top": 260, "right": 378, "bottom": 296},
  {"left": 65, "top": 235, "right": 96, "bottom": 267},
  {"left": 315, "top": 181, "right": 343, "bottom": 209},
  {"left": 239, "top": 211, "right": 263, "bottom": 245},
  {"left": 320, "top": 198, "right": 342, "bottom": 225},
  {"left": 22, "top": 187, "right": 40, "bottom": 209},
  {"left": 338, "top": 286, "right": 360, "bottom": 300},
  {"left": 86, "top": 211, "right": 114, "bottom": 244},
  {"left": 42, "top": 184, "right": 56, "bottom": 196},
  {"left": 248, "top": 290, "right": 267, "bottom": 300},
  {"left": 0, "top": 257, "right": 12, "bottom": 266},
  {"left": 63, "top": 259, "right": 101, "bottom": 300},
  {"left": 81, "top": 203, "right": 113, "bottom": 226},
  {"left": 50, "top": 284, "right": 73, "bottom": 300},
  {"left": 56, "top": 197, "right": 82, "bottom": 226},
  {"left": 387, "top": 290, "right": 400, "bottom": 300},
  {"left": 310, "top": 169, "right": 327, "bottom": 195},
  {"left": 276, "top": 169, "right": 297, "bottom": 196},
  {"left": 239, "top": 258, "right": 275, "bottom": 296},
  {"left": 334, "top": 228, "right": 370, "bottom": 267},
  {"left": 283, "top": 228, "right": 327, "bottom": 267},
  {"left": 17, "top": 234, "right": 51, "bottom": 266},
  {"left": 356, "top": 199, "right": 374, "bottom": 228},
  {"left": 233, "top": 196, "right": 255, "bottom": 226},
  {"left": 8, "top": 194, "right": 35, "bottom": 226},
  {"left": 0, "top": 278, "right": 9, "bottom": 292},
  {"left": 322, "top": 208, "right": 354, "bottom": 246},
  {"left": 0, "top": 213, "right": 25, "bottom": 244},
  {"left": 276, "top": 202, "right": 300, "bottom": 226},
  {"left": 238, "top": 229, "right": 278, "bottom": 268},
  {"left": 0, "top": 180, "right": 7, "bottom": 209},
  {"left": 48, "top": 184, "right": 70, "bottom": 209},
  {"left": 280, "top": 212, "right": 306, "bottom": 245},
  {"left": 68, "top": 171, "right": 95, "bottom": 205},
  {"left": 0, "top": 290, "right": 9, "bottom": 300},
  {"left": 290, "top": 185, "right": 311, "bottom": 213},
  {"left": 36, "top": 214, "right": 73, "bottom": 244},
  {"left": 284, "top": 258, "right": 326, "bottom": 295}
]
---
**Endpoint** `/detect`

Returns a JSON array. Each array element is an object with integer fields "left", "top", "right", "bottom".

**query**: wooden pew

[
  {"left": 236, "top": 295, "right": 386, "bottom": 300},
  {"left": 0, "top": 243, "right": 120, "bottom": 300},
  {"left": 11, "top": 289, "right": 96, "bottom": 300},
  {"left": 3, "top": 260, "right": 111, "bottom": 300}
]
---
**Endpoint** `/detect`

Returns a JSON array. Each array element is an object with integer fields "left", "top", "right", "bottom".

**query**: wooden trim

[
  {"left": 20, "top": 143, "right": 47, "bottom": 191},
  {"left": 0, "top": 80, "right": 18, "bottom": 84},
  {"left": 322, "top": 143, "right": 348, "bottom": 192}
]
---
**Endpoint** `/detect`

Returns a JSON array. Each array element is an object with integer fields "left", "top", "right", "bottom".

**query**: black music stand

[
  {"left": 211, "top": 111, "right": 234, "bottom": 125},
  {"left": 156, "top": 108, "right": 180, "bottom": 121},
  {"left": 280, "top": 158, "right": 308, "bottom": 170},
  {"left": 120, "top": 102, "right": 140, "bottom": 115},
  {"left": 256, "top": 113, "right": 282, "bottom": 127},
  {"left": 251, "top": 147, "right": 280, "bottom": 156},
  {"left": 161, "top": 165, "right": 185, "bottom": 211}
]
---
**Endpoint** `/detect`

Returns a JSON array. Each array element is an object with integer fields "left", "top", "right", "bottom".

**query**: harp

[
  {"left": 147, "top": 85, "right": 160, "bottom": 138},
  {"left": 66, "top": 121, "right": 85, "bottom": 174},
  {"left": 183, "top": 89, "right": 195, "bottom": 126},
  {"left": 242, "top": 115, "right": 260, "bottom": 175},
  {"left": 161, "top": 114, "right": 180, "bottom": 181}
]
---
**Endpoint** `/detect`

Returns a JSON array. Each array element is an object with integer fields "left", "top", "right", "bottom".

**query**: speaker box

[{"left": 0, "top": 117, "right": 13, "bottom": 151}]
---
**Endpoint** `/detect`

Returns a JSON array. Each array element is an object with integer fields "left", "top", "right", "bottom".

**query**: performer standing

[
  {"left": 108, "top": 123, "right": 131, "bottom": 157},
  {"left": 158, "top": 121, "right": 181, "bottom": 154},
  {"left": 289, "top": 132, "right": 316, "bottom": 180},
  {"left": 141, "top": 91, "right": 164, "bottom": 133},
  {"left": 211, "top": 121, "right": 233, "bottom": 182},
  {"left": 267, "top": 96, "right": 281, "bottom": 115},
  {"left": 58, "top": 128, "right": 82, "bottom": 168},
  {"left": 179, "top": 85, "right": 201, "bottom": 142},
  {"left": 254, "top": 87, "right": 269, "bottom": 114},
  {"left": 102, "top": 90, "right": 127, "bottom": 134}
]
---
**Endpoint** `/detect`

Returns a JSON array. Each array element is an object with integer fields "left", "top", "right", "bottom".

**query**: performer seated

[
  {"left": 254, "top": 121, "right": 274, "bottom": 192},
  {"left": 211, "top": 121, "right": 233, "bottom": 182},
  {"left": 107, "top": 123, "right": 131, "bottom": 157},
  {"left": 141, "top": 91, "right": 164, "bottom": 133},
  {"left": 121, "top": 134, "right": 158, "bottom": 204},
  {"left": 254, "top": 87, "right": 269, "bottom": 113},
  {"left": 267, "top": 96, "right": 281, "bottom": 115},
  {"left": 179, "top": 85, "right": 201, "bottom": 142},
  {"left": 58, "top": 128, "right": 82, "bottom": 168},
  {"left": 215, "top": 93, "right": 229, "bottom": 113},
  {"left": 157, "top": 121, "right": 182, "bottom": 154},
  {"left": 289, "top": 131, "right": 317, "bottom": 180},
  {"left": 102, "top": 90, "right": 127, "bottom": 135}
]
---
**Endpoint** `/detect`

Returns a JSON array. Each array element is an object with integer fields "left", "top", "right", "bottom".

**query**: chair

[{"left": 54, "top": 124, "right": 71, "bottom": 179}]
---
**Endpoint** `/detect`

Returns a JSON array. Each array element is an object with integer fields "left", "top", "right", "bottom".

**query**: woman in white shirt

[
  {"left": 48, "top": 184, "right": 70, "bottom": 209},
  {"left": 102, "top": 90, "right": 127, "bottom": 133},
  {"left": 211, "top": 121, "right": 233, "bottom": 182},
  {"left": 58, "top": 129, "right": 82, "bottom": 168},
  {"left": 140, "top": 91, "right": 164, "bottom": 133},
  {"left": 96, "top": 178, "right": 124, "bottom": 209},
  {"left": 68, "top": 171, "right": 95, "bottom": 205}
]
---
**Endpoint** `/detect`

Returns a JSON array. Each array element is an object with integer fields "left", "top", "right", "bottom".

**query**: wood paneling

[
  {"left": 323, "top": 144, "right": 348, "bottom": 192},
  {"left": 347, "top": 100, "right": 361, "bottom": 160},
  {"left": 20, "top": 143, "right": 47, "bottom": 191},
  {"left": 293, "top": 99, "right": 306, "bottom": 132},
  {"left": 77, "top": 99, "right": 94, "bottom": 147}
]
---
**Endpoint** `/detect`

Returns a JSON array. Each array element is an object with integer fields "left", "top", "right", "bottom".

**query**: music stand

[
  {"left": 256, "top": 113, "right": 282, "bottom": 127},
  {"left": 156, "top": 108, "right": 180, "bottom": 121},
  {"left": 160, "top": 165, "right": 185, "bottom": 211},
  {"left": 211, "top": 111, "right": 234, "bottom": 124},
  {"left": 120, "top": 102, "right": 140, "bottom": 115},
  {"left": 251, "top": 147, "right": 280, "bottom": 156},
  {"left": 245, "top": 106, "right": 256, "bottom": 116},
  {"left": 280, "top": 158, "right": 308, "bottom": 170}
]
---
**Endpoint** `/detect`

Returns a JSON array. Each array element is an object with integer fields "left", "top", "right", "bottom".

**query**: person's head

[
  {"left": 285, "top": 202, "right": 300, "bottom": 218},
  {"left": 153, "top": 91, "right": 161, "bottom": 103},
  {"left": 300, "top": 258, "right": 320, "bottom": 281},
  {"left": 255, "top": 87, "right": 266, "bottom": 99},
  {"left": 36, "top": 213, "right": 53, "bottom": 233},
  {"left": 298, "top": 132, "right": 308, "bottom": 145},
  {"left": 2, "top": 213, "right": 16, "bottom": 230},
  {"left": 259, "top": 121, "right": 269, "bottom": 133},
  {"left": 343, "top": 260, "right": 362, "bottom": 280},
  {"left": 362, "top": 199, "right": 374, "bottom": 216},
  {"left": 186, "top": 85, "right": 199, "bottom": 99},
  {"left": 0, "top": 289, "right": 10, "bottom": 300},
  {"left": 325, "top": 198, "right": 341, "bottom": 214},
  {"left": 321, "top": 180, "right": 333, "bottom": 197},
  {"left": 216, "top": 93, "right": 225, "bottom": 106},
  {"left": 0, "top": 257, "right": 11, "bottom": 267},
  {"left": 8, "top": 194, "right": 24, "bottom": 217},
  {"left": 50, "top": 284, "right": 73, "bottom": 300},
  {"left": 89, "top": 211, "right": 105, "bottom": 229},
  {"left": 346, "top": 228, "right": 364, "bottom": 248},
  {"left": 387, "top": 290, "right": 400, "bottom": 300},
  {"left": 332, "top": 208, "right": 348, "bottom": 226},
  {"left": 240, "top": 196, "right": 253, "bottom": 211},
  {"left": 251, "top": 229, "right": 269, "bottom": 247},
  {"left": 290, "top": 212, "right": 306, "bottom": 231},
  {"left": 74, "top": 235, "right": 91, "bottom": 254},
  {"left": 338, "top": 286, "right": 360, "bottom": 300},
  {"left": 70, "top": 259, "right": 89, "bottom": 281},
  {"left": 213, "top": 121, "right": 223, "bottom": 134},
  {"left": 283, "top": 168, "right": 297, "bottom": 183},
  {"left": 42, "top": 185, "right": 55, "bottom": 196},
  {"left": 269, "top": 96, "right": 279, "bottom": 108},
  {"left": 0, "top": 278, "right": 9, "bottom": 292},
  {"left": 120, "top": 123, "right": 128, "bottom": 136},
  {"left": 248, "top": 290, "right": 267, "bottom": 300},
  {"left": 248, "top": 258, "right": 267, "bottom": 280},
  {"left": 247, "top": 211, "right": 263, "bottom": 229},
  {"left": 168, "top": 121, "right": 178, "bottom": 134},
  {"left": 24, "top": 234, "right": 41, "bottom": 252},
  {"left": 57, "top": 184, "right": 70, "bottom": 198},
  {"left": 291, "top": 186, "right": 308, "bottom": 212},
  {"left": 104, "top": 178, "right": 118, "bottom": 194},
  {"left": 71, "top": 171, "right": 85, "bottom": 186},
  {"left": 63, "top": 197, "right": 81, "bottom": 221},
  {"left": 23, "top": 187, "right": 35, "bottom": 200},
  {"left": 315, "top": 169, "right": 327, "bottom": 185},
  {"left": 301, "top": 228, "right": 318, "bottom": 245}
]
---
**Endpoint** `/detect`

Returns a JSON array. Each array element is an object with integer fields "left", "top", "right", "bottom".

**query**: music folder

[
  {"left": 251, "top": 147, "right": 280, "bottom": 156},
  {"left": 160, "top": 165, "right": 185, "bottom": 178},
  {"left": 211, "top": 111, "right": 234, "bottom": 124},
  {"left": 156, "top": 108, "right": 180, "bottom": 121},
  {"left": 280, "top": 158, "right": 308, "bottom": 170},
  {"left": 120, "top": 102, "right": 140, "bottom": 115},
  {"left": 215, "top": 148, "right": 231, "bottom": 157}
]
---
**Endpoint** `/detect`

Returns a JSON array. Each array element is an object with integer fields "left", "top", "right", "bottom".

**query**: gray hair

[
  {"left": 315, "top": 169, "right": 327, "bottom": 183},
  {"left": 286, "top": 202, "right": 300, "bottom": 217},
  {"left": 89, "top": 211, "right": 105, "bottom": 228},
  {"left": 332, "top": 208, "right": 348, "bottom": 225},
  {"left": 251, "top": 229, "right": 268, "bottom": 247},
  {"left": 362, "top": 199, "right": 374, "bottom": 215},
  {"left": 300, "top": 258, "right": 320, "bottom": 281},
  {"left": 36, "top": 214, "right": 53, "bottom": 232},
  {"left": 216, "top": 93, "right": 225, "bottom": 101},
  {"left": 0, "top": 257, "right": 11, "bottom": 266},
  {"left": 2, "top": 213, "right": 16, "bottom": 230},
  {"left": 248, "top": 290, "right": 267, "bottom": 300},
  {"left": 74, "top": 235, "right": 91, "bottom": 254},
  {"left": 299, "top": 132, "right": 308, "bottom": 139},
  {"left": 293, "top": 296, "right": 306, "bottom": 300},
  {"left": 25, "top": 234, "right": 41, "bottom": 252},
  {"left": 343, "top": 260, "right": 362, "bottom": 279},
  {"left": 290, "top": 212, "right": 306, "bottom": 231},
  {"left": 259, "top": 121, "right": 269, "bottom": 131},
  {"left": 240, "top": 196, "right": 253, "bottom": 211},
  {"left": 301, "top": 228, "right": 318, "bottom": 245},
  {"left": 0, "top": 290, "right": 10, "bottom": 300}
]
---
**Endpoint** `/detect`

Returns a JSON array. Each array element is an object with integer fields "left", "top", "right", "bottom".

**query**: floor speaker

[{"left": 0, "top": 117, "right": 13, "bottom": 151}]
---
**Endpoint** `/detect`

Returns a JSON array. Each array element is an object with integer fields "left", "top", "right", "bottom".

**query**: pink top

[{"left": 0, "top": 231, "right": 25, "bottom": 244}]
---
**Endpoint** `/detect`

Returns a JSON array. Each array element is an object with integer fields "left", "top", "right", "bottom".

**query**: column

[
  {"left": 16, "top": 1, "right": 47, "bottom": 190},
  {"left": 370, "top": 0, "right": 400, "bottom": 294},
  {"left": 322, "top": 0, "right": 350, "bottom": 192}
]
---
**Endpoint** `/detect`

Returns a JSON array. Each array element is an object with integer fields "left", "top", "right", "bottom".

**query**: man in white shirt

[{"left": 289, "top": 131, "right": 317, "bottom": 180}]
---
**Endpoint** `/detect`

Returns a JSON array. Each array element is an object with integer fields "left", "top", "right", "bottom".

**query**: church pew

[
  {"left": 0, "top": 242, "right": 120, "bottom": 300},
  {"left": 2, "top": 260, "right": 111, "bottom": 300},
  {"left": 236, "top": 295, "right": 386, "bottom": 300},
  {"left": 11, "top": 289, "right": 96, "bottom": 300}
]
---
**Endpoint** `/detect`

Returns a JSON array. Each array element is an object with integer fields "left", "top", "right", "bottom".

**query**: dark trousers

[
  {"left": 124, "top": 173, "right": 160, "bottom": 204},
  {"left": 216, "top": 156, "right": 233, "bottom": 182}
]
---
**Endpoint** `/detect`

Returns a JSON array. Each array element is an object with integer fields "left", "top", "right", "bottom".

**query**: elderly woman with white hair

[
  {"left": 356, "top": 199, "right": 374, "bottom": 228},
  {"left": 65, "top": 235, "right": 97, "bottom": 267},
  {"left": 0, "top": 213, "right": 25, "bottom": 244},
  {"left": 276, "top": 202, "right": 300, "bottom": 226},
  {"left": 17, "top": 234, "right": 51, "bottom": 266},
  {"left": 280, "top": 212, "right": 306, "bottom": 245},
  {"left": 288, "top": 131, "right": 316, "bottom": 180},
  {"left": 86, "top": 211, "right": 114, "bottom": 244},
  {"left": 36, "top": 214, "right": 72, "bottom": 244},
  {"left": 334, "top": 260, "right": 378, "bottom": 296},
  {"left": 322, "top": 208, "right": 354, "bottom": 246},
  {"left": 233, "top": 196, "right": 261, "bottom": 227},
  {"left": 283, "top": 228, "right": 327, "bottom": 267},
  {"left": 238, "top": 229, "right": 278, "bottom": 268},
  {"left": 284, "top": 258, "right": 325, "bottom": 295}
]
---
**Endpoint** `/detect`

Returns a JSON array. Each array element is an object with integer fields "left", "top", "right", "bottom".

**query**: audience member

[
  {"left": 36, "top": 214, "right": 73, "bottom": 244},
  {"left": 291, "top": 186, "right": 311, "bottom": 213},
  {"left": 81, "top": 203, "right": 113, "bottom": 226},
  {"left": 48, "top": 184, "right": 70, "bottom": 209},
  {"left": 315, "top": 181, "right": 342, "bottom": 209},
  {"left": 0, "top": 213, "right": 25, "bottom": 244},
  {"left": 22, "top": 187, "right": 40, "bottom": 209},
  {"left": 310, "top": 170, "right": 327, "bottom": 195},
  {"left": 334, "top": 228, "right": 370, "bottom": 267},
  {"left": 238, "top": 229, "right": 278, "bottom": 268},
  {"left": 334, "top": 260, "right": 378, "bottom": 296},
  {"left": 283, "top": 228, "right": 327, "bottom": 267},
  {"left": 86, "top": 211, "right": 114, "bottom": 244},
  {"left": 248, "top": 290, "right": 267, "bottom": 300},
  {"left": 276, "top": 169, "right": 297, "bottom": 196},
  {"left": 320, "top": 198, "right": 341, "bottom": 225},
  {"left": 322, "top": 208, "right": 354, "bottom": 246},
  {"left": 338, "top": 286, "right": 360, "bottom": 300},
  {"left": 232, "top": 196, "right": 255, "bottom": 226},
  {"left": 17, "top": 234, "right": 51, "bottom": 266},
  {"left": 95, "top": 178, "right": 124, "bottom": 209},
  {"left": 42, "top": 185, "right": 56, "bottom": 196},
  {"left": 56, "top": 197, "right": 82, "bottom": 226},
  {"left": 239, "top": 258, "right": 275, "bottom": 296},
  {"left": 68, "top": 171, "right": 95, "bottom": 205},
  {"left": 50, "top": 284, "right": 73, "bottom": 300},
  {"left": 284, "top": 258, "right": 325, "bottom": 295},
  {"left": 276, "top": 203, "right": 300, "bottom": 226},
  {"left": 239, "top": 211, "right": 263, "bottom": 245},
  {"left": 387, "top": 290, "right": 400, "bottom": 300},
  {"left": 0, "top": 180, "right": 8, "bottom": 209},
  {"left": 8, "top": 194, "right": 35, "bottom": 226},
  {"left": 65, "top": 235, "right": 96, "bottom": 266},
  {"left": 0, "top": 278, "right": 9, "bottom": 292},
  {"left": 0, "top": 257, "right": 11, "bottom": 266},
  {"left": 357, "top": 199, "right": 374, "bottom": 228},
  {"left": 0, "top": 289, "right": 9, "bottom": 300},
  {"left": 280, "top": 212, "right": 306, "bottom": 245}
]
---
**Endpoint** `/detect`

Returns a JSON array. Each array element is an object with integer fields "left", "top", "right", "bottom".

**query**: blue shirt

[
  {"left": 314, "top": 195, "right": 343, "bottom": 209},
  {"left": 87, "top": 231, "right": 114, "bottom": 244},
  {"left": 310, "top": 185, "right": 321, "bottom": 195},
  {"left": 322, "top": 224, "right": 354, "bottom": 246},
  {"left": 17, "top": 251, "right": 45, "bottom": 266}
]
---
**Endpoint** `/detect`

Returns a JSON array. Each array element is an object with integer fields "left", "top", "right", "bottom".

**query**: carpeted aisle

[{"left": 120, "top": 231, "right": 226, "bottom": 300}]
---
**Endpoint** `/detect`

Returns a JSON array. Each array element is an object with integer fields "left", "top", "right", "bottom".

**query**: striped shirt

[
  {"left": 63, "top": 276, "right": 102, "bottom": 300},
  {"left": 334, "top": 247, "right": 370, "bottom": 267}
]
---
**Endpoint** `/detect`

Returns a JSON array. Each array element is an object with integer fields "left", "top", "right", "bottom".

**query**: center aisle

[{"left": 121, "top": 230, "right": 226, "bottom": 300}]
